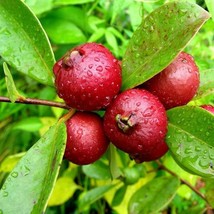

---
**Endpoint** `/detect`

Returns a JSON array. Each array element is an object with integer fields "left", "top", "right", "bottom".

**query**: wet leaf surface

[
  {"left": 122, "top": 1, "right": 210, "bottom": 90},
  {"left": 166, "top": 106, "right": 214, "bottom": 178}
]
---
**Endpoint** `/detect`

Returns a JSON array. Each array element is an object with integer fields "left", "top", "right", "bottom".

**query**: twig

[
  {"left": 0, "top": 96, "right": 70, "bottom": 110},
  {"left": 156, "top": 160, "right": 210, "bottom": 205}
]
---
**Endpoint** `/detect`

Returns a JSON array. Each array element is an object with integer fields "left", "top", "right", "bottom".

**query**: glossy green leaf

[
  {"left": 41, "top": 17, "right": 86, "bottom": 44},
  {"left": 128, "top": 176, "right": 180, "bottom": 214},
  {"left": 166, "top": 106, "right": 214, "bottom": 178},
  {"left": 82, "top": 160, "right": 111, "bottom": 180},
  {"left": 0, "top": 120, "right": 67, "bottom": 213},
  {"left": 48, "top": 176, "right": 80, "bottom": 206},
  {"left": 3, "top": 62, "right": 25, "bottom": 103},
  {"left": 122, "top": 1, "right": 210, "bottom": 90},
  {"left": 78, "top": 184, "right": 116, "bottom": 211},
  {"left": 0, "top": 0, "right": 55, "bottom": 86}
]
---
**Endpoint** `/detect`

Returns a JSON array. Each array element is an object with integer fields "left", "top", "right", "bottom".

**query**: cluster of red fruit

[{"left": 53, "top": 42, "right": 201, "bottom": 165}]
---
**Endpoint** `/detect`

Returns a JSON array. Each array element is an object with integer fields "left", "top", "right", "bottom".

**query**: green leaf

[
  {"left": 121, "top": 1, "right": 210, "bottom": 90},
  {"left": 108, "top": 144, "right": 123, "bottom": 179},
  {"left": 53, "top": 0, "right": 95, "bottom": 6},
  {"left": 78, "top": 184, "right": 116, "bottom": 211},
  {"left": 192, "top": 69, "right": 214, "bottom": 104},
  {"left": 82, "top": 160, "right": 111, "bottom": 180},
  {"left": 3, "top": 62, "right": 25, "bottom": 103},
  {"left": 0, "top": 0, "right": 55, "bottom": 86},
  {"left": 128, "top": 176, "right": 180, "bottom": 214},
  {"left": 0, "top": 152, "right": 25, "bottom": 173},
  {"left": 24, "top": 0, "right": 53, "bottom": 15},
  {"left": 12, "top": 117, "right": 43, "bottom": 132},
  {"left": 41, "top": 17, "right": 86, "bottom": 44},
  {"left": 205, "top": 0, "right": 214, "bottom": 21},
  {"left": 112, "top": 184, "right": 127, "bottom": 207},
  {"left": 0, "top": 120, "right": 67, "bottom": 213},
  {"left": 166, "top": 106, "right": 214, "bottom": 178},
  {"left": 48, "top": 176, "right": 80, "bottom": 206}
]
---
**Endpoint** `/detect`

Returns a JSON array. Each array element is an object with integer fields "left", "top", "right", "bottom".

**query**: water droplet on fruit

[
  {"left": 143, "top": 106, "right": 156, "bottom": 117},
  {"left": 105, "top": 66, "right": 111, "bottom": 70},
  {"left": 94, "top": 57, "right": 100, "bottom": 62},
  {"left": 87, "top": 70, "right": 93, "bottom": 77},
  {"left": 96, "top": 65, "right": 103, "bottom": 72},
  {"left": 88, "top": 64, "right": 93, "bottom": 69},
  {"left": 136, "top": 102, "right": 141, "bottom": 107},
  {"left": 137, "top": 145, "right": 143, "bottom": 151},
  {"left": 11, "top": 171, "right": 18, "bottom": 178}
]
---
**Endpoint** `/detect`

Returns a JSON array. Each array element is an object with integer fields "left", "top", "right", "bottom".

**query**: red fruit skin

[
  {"left": 53, "top": 42, "right": 122, "bottom": 111},
  {"left": 201, "top": 105, "right": 214, "bottom": 114},
  {"left": 65, "top": 112, "right": 109, "bottom": 165},
  {"left": 103, "top": 89, "right": 168, "bottom": 162},
  {"left": 144, "top": 52, "right": 200, "bottom": 109}
]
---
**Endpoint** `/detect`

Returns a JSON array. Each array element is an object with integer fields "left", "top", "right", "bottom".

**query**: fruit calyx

[{"left": 116, "top": 113, "right": 136, "bottom": 133}]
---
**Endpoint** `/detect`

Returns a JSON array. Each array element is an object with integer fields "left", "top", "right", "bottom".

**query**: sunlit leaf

[
  {"left": 122, "top": 1, "right": 210, "bottom": 90},
  {"left": 128, "top": 176, "right": 180, "bottom": 214},
  {"left": 0, "top": 120, "right": 67, "bottom": 213},
  {"left": 48, "top": 176, "right": 81, "bottom": 206},
  {"left": 78, "top": 184, "right": 116, "bottom": 211},
  {"left": 0, "top": 0, "right": 55, "bottom": 86}
]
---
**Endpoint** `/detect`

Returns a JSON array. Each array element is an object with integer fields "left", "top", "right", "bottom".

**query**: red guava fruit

[
  {"left": 103, "top": 88, "right": 168, "bottom": 162},
  {"left": 53, "top": 42, "right": 122, "bottom": 111},
  {"left": 143, "top": 52, "right": 200, "bottom": 109},
  {"left": 64, "top": 111, "right": 109, "bottom": 165}
]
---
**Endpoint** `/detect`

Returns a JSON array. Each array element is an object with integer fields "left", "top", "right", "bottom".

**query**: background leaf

[
  {"left": 78, "top": 184, "right": 116, "bottom": 211},
  {"left": 0, "top": 120, "right": 67, "bottom": 213},
  {"left": 128, "top": 176, "right": 180, "bottom": 214},
  {"left": 122, "top": 1, "right": 210, "bottom": 90},
  {"left": 0, "top": 0, "right": 55, "bottom": 86},
  {"left": 166, "top": 106, "right": 214, "bottom": 178},
  {"left": 48, "top": 176, "right": 81, "bottom": 206},
  {"left": 82, "top": 160, "right": 111, "bottom": 180}
]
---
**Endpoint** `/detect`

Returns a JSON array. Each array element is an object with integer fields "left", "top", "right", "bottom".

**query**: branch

[
  {"left": 0, "top": 96, "right": 70, "bottom": 110},
  {"left": 156, "top": 160, "right": 210, "bottom": 205}
]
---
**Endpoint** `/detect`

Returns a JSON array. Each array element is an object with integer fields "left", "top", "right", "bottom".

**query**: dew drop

[
  {"left": 3, "top": 191, "right": 8, "bottom": 197},
  {"left": 143, "top": 106, "right": 156, "bottom": 117},
  {"left": 11, "top": 171, "right": 18, "bottom": 178},
  {"left": 94, "top": 57, "right": 100, "bottom": 62},
  {"left": 137, "top": 145, "right": 143, "bottom": 151},
  {"left": 96, "top": 65, "right": 103, "bottom": 72},
  {"left": 87, "top": 70, "right": 93, "bottom": 77},
  {"left": 105, "top": 66, "right": 111, "bottom": 70},
  {"left": 88, "top": 64, "right": 93, "bottom": 69}
]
